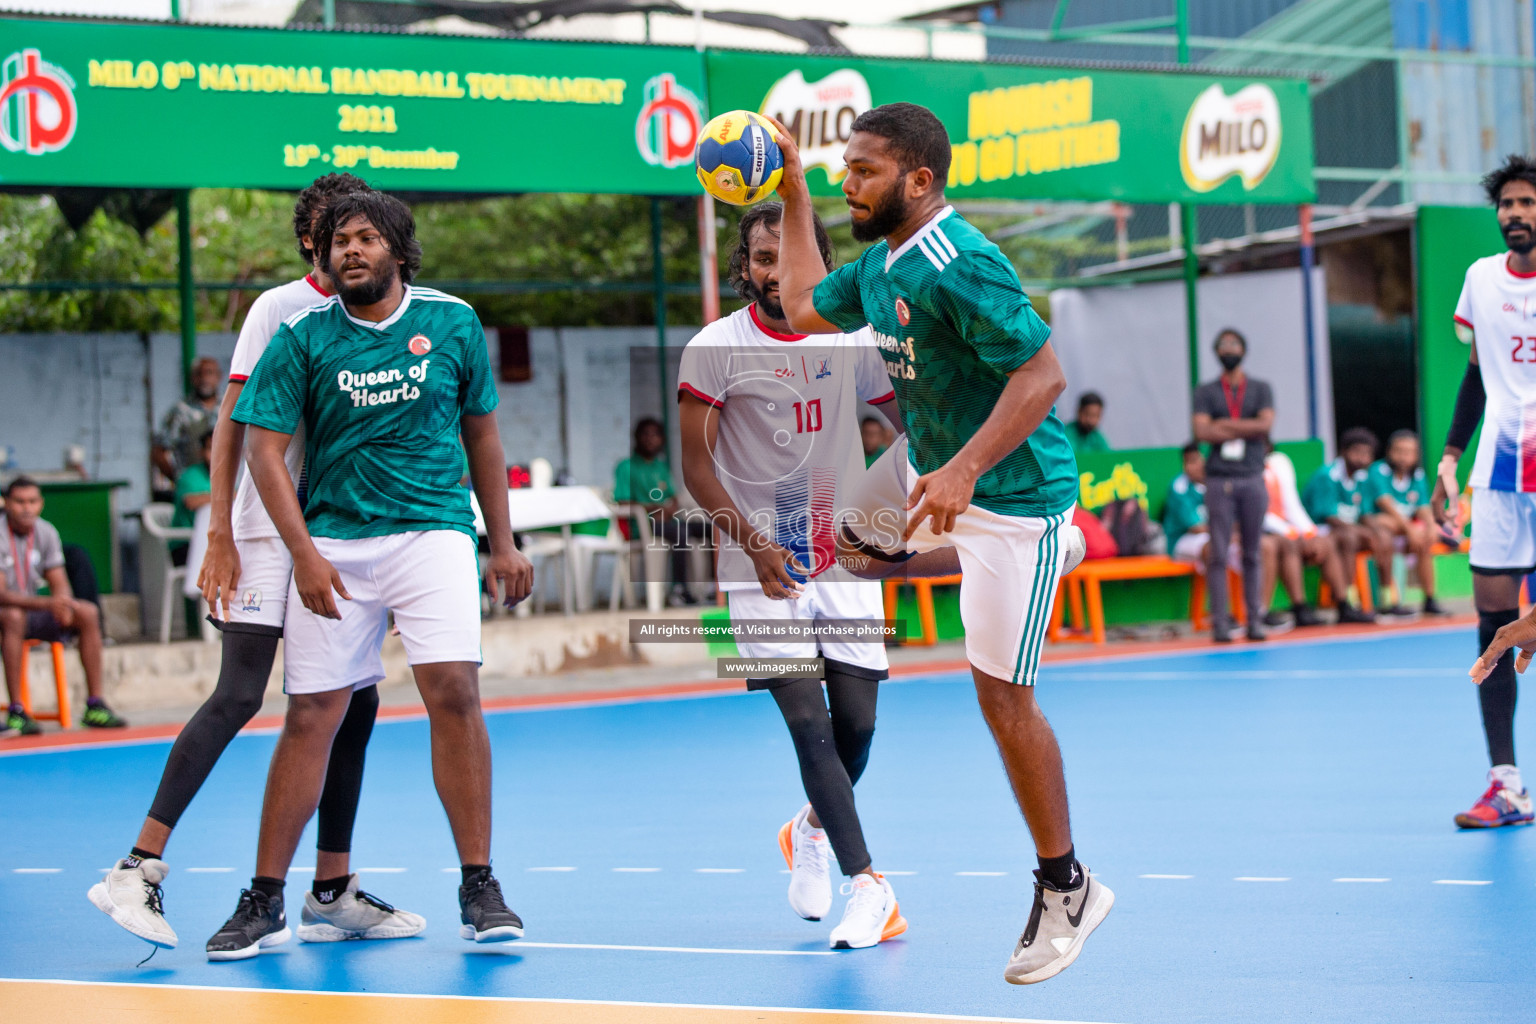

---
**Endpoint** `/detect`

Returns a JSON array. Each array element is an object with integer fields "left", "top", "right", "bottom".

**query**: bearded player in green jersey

[{"left": 769, "top": 102, "right": 1109, "bottom": 986}]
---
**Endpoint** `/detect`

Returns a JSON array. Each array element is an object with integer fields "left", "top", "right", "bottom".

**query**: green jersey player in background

[{"left": 769, "top": 102, "right": 1109, "bottom": 986}]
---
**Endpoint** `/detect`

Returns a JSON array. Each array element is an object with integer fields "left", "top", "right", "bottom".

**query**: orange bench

[
  {"left": 1048, "top": 556, "right": 1214, "bottom": 646},
  {"left": 16, "top": 638, "right": 70, "bottom": 729},
  {"left": 882, "top": 574, "right": 964, "bottom": 647}
]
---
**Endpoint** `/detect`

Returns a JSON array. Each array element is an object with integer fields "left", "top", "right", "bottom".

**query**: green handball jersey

[
  {"left": 232, "top": 285, "right": 498, "bottom": 541},
  {"left": 811, "top": 206, "right": 1076, "bottom": 517}
]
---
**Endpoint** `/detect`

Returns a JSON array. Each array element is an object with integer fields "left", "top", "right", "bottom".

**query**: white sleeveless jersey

[
  {"left": 228, "top": 274, "right": 331, "bottom": 540},
  {"left": 678, "top": 304, "right": 896, "bottom": 590}
]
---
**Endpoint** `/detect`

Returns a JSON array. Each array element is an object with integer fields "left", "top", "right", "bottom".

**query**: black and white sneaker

[
  {"left": 205, "top": 889, "right": 290, "bottom": 961},
  {"left": 458, "top": 868, "right": 524, "bottom": 943},
  {"left": 89, "top": 857, "right": 177, "bottom": 948},
  {"left": 1004, "top": 865, "right": 1114, "bottom": 985}
]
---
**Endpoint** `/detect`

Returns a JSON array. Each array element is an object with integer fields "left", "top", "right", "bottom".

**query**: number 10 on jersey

[{"left": 793, "top": 400, "right": 823, "bottom": 433}]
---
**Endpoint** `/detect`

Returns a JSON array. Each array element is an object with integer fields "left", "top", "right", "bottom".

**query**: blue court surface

[{"left": 2, "top": 624, "right": 1533, "bottom": 1023}]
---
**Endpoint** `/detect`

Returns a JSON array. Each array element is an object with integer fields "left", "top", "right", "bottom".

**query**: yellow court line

[{"left": 0, "top": 979, "right": 1120, "bottom": 1024}]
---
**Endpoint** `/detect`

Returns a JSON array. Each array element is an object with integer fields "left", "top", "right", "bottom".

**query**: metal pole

[
  {"left": 1299, "top": 204, "right": 1319, "bottom": 440},
  {"left": 651, "top": 198, "right": 671, "bottom": 460},
  {"left": 1182, "top": 203, "right": 1200, "bottom": 392},
  {"left": 1176, "top": 2, "right": 1197, "bottom": 391},
  {"left": 176, "top": 189, "right": 196, "bottom": 395},
  {"left": 323, "top": 0, "right": 335, "bottom": 27},
  {"left": 697, "top": 194, "right": 720, "bottom": 325}
]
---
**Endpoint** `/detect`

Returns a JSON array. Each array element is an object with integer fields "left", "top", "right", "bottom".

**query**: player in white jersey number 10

[{"left": 1448, "top": 155, "right": 1536, "bottom": 830}]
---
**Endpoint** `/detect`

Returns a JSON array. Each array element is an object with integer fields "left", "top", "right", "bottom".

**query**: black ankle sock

[
  {"left": 250, "top": 876, "right": 286, "bottom": 899},
  {"left": 461, "top": 863, "right": 492, "bottom": 885},
  {"left": 125, "top": 846, "right": 157, "bottom": 867},
  {"left": 311, "top": 874, "right": 350, "bottom": 904},
  {"left": 1037, "top": 847, "right": 1081, "bottom": 890}
]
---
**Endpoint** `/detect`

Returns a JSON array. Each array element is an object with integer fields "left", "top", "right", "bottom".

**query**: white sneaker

[
  {"left": 297, "top": 874, "right": 427, "bottom": 942},
  {"left": 778, "top": 805, "right": 832, "bottom": 921},
  {"left": 1061, "top": 523, "right": 1087, "bottom": 577},
  {"left": 88, "top": 857, "right": 177, "bottom": 948},
  {"left": 828, "top": 872, "right": 906, "bottom": 950}
]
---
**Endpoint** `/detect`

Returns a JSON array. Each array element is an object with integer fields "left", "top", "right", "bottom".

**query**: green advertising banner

[
  {"left": 0, "top": 17, "right": 708, "bottom": 193},
  {"left": 704, "top": 51, "right": 1315, "bottom": 205}
]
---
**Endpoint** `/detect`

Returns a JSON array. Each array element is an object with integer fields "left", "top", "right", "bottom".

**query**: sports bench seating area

[{"left": 882, "top": 441, "right": 1466, "bottom": 647}]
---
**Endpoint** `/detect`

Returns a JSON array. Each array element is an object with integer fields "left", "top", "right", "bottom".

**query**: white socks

[{"left": 1491, "top": 764, "right": 1524, "bottom": 793}]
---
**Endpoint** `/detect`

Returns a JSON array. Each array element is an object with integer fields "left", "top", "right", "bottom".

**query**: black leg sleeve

[
  {"left": 146, "top": 627, "right": 278, "bottom": 829},
  {"left": 313, "top": 687, "right": 379, "bottom": 859},
  {"left": 315, "top": 683, "right": 380, "bottom": 854},
  {"left": 824, "top": 663, "right": 879, "bottom": 787},
  {"left": 770, "top": 678, "right": 872, "bottom": 876},
  {"left": 62, "top": 543, "right": 101, "bottom": 611},
  {"left": 1478, "top": 609, "right": 1520, "bottom": 767}
]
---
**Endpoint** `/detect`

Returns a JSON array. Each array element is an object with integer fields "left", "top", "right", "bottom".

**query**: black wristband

[{"left": 1446, "top": 361, "right": 1486, "bottom": 454}]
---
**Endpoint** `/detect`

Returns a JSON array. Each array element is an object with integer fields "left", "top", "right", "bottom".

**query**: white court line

[
  {"left": 290, "top": 866, "right": 315, "bottom": 872},
  {"left": 12, "top": 868, "right": 61, "bottom": 874},
  {"left": 441, "top": 867, "right": 459, "bottom": 873},
  {"left": 1334, "top": 878, "right": 1390, "bottom": 883},
  {"left": 695, "top": 868, "right": 745, "bottom": 874},
  {"left": 357, "top": 867, "right": 407, "bottom": 873},
  {"left": 1234, "top": 877, "right": 1290, "bottom": 882},
  {"left": 2, "top": 977, "right": 1130, "bottom": 1023},
  {"left": 956, "top": 871, "right": 1007, "bottom": 877},
  {"left": 1434, "top": 879, "right": 1492, "bottom": 886},
  {"left": 515, "top": 941, "right": 835, "bottom": 957},
  {"left": 1139, "top": 874, "right": 1193, "bottom": 879},
  {"left": 527, "top": 866, "right": 577, "bottom": 872},
  {"left": 613, "top": 867, "right": 661, "bottom": 873},
  {"left": 185, "top": 867, "right": 234, "bottom": 873},
  {"left": 1049, "top": 668, "right": 1464, "bottom": 681},
  {"left": 882, "top": 871, "right": 918, "bottom": 876}
]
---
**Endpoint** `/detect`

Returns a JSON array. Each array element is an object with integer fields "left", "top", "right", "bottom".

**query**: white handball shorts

[
  {"left": 282, "top": 529, "right": 483, "bottom": 695},
  {"left": 213, "top": 537, "right": 293, "bottom": 632},
  {"left": 841, "top": 435, "right": 1073, "bottom": 687},
  {"left": 1469, "top": 487, "right": 1536, "bottom": 575},
  {"left": 729, "top": 578, "right": 889, "bottom": 677}
]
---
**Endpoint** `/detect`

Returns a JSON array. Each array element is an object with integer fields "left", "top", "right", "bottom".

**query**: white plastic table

[{"left": 471, "top": 486, "right": 614, "bottom": 614}]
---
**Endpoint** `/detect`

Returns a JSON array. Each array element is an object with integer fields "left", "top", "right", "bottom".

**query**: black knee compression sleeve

[
  {"left": 315, "top": 684, "right": 380, "bottom": 854},
  {"left": 147, "top": 625, "right": 280, "bottom": 829},
  {"left": 824, "top": 661, "right": 881, "bottom": 787},
  {"left": 1478, "top": 608, "right": 1520, "bottom": 767},
  {"left": 770, "top": 678, "right": 872, "bottom": 876}
]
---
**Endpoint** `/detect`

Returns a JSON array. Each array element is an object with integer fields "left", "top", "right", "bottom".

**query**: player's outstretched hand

[
  {"left": 1431, "top": 454, "right": 1461, "bottom": 529},
  {"left": 199, "top": 530, "right": 242, "bottom": 621},
  {"left": 904, "top": 463, "right": 977, "bottom": 540},
  {"left": 487, "top": 547, "right": 534, "bottom": 608},
  {"left": 747, "top": 536, "right": 807, "bottom": 600},
  {"left": 1471, "top": 611, "right": 1536, "bottom": 682},
  {"left": 762, "top": 115, "right": 808, "bottom": 201},
  {"left": 294, "top": 548, "right": 350, "bottom": 620}
]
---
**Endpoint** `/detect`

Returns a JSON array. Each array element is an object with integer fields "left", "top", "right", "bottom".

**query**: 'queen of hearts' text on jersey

[
  {"left": 232, "top": 285, "right": 498, "bottom": 540},
  {"left": 811, "top": 207, "right": 1077, "bottom": 517},
  {"left": 678, "top": 304, "right": 896, "bottom": 590},
  {"left": 1456, "top": 252, "right": 1536, "bottom": 491}
]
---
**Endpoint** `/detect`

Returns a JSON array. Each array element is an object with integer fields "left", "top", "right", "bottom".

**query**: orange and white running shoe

[
  {"left": 828, "top": 872, "right": 906, "bottom": 950},
  {"left": 779, "top": 804, "right": 832, "bottom": 921}
]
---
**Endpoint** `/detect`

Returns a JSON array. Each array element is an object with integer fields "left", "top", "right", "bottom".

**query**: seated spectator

[
  {"left": 615, "top": 417, "right": 710, "bottom": 606},
  {"left": 1066, "top": 391, "right": 1110, "bottom": 456},
  {"left": 151, "top": 357, "right": 222, "bottom": 498},
  {"left": 1263, "top": 444, "right": 1374, "bottom": 627},
  {"left": 1304, "top": 427, "right": 1394, "bottom": 613},
  {"left": 170, "top": 427, "right": 214, "bottom": 563},
  {"left": 1165, "top": 442, "right": 1281, "bottom": 608},
  {"left": 1, "top": 477, "right": 125, "bottom": 735},
  {"left": 1361, "top": 430, "right": 1443, "bottom": 618},
  {"left": 861, "top": 416, "right": 891, "bottom": 468}
]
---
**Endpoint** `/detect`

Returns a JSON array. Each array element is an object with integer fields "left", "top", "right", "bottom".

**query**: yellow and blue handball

[{"left": 695, "top": 110, "right": 784, "bottom": 207}]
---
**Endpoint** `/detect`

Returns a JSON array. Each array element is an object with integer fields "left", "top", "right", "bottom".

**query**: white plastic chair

[
  {"left": 613, "top": 502, "right": 668, "bottom": 612},
  {"left": 517, "top": 530, "right": 571, "bottom": 616},
  {"left": 139, "top": 503, "right": 194, "bottom": 643},
  {"left": 572, "top": 513, "right": 633, "bottom": 611}
]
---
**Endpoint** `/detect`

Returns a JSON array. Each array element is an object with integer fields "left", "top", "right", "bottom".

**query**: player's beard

[
  {"left": 1504, "top": 219, "right": 1536, "bottom": 255},
  {"left": 335, "top": 258, "right": 397, "bottom": 307},
  {"left": 742, "top": 276, "right": 785, "bottom": 321},
  {"left": 849, "top": 175, "right": 910, "bottom": 242}
]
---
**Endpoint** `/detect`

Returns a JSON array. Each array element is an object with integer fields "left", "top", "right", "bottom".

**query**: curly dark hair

[
  {"left": 1483, "top": 155, "right": 1536, "bottom": 205},
  {"left": 850, "top": 102, "right": 953, "bottom": 182},
  {"left": 727, "top": 202, "right": 834, "bottom": 299},
  {"left": 292, "top": 173, "right": 371, "bottom": 265},
  {"left": 1339, "top": 426, "right": 1378, "bottom": 454},
  {"left": 315, "top": 190, "right": 424, "bottom": 285}
]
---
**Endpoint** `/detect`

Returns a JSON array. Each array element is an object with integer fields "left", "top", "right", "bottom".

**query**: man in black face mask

[{"left": 1191, "top": 328, "right": 1276, "bottom": 642}]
